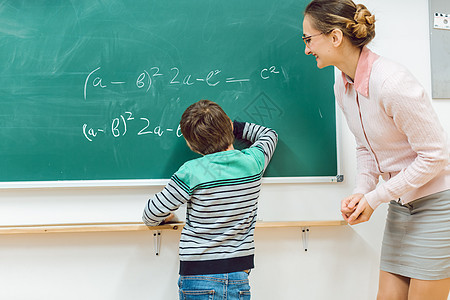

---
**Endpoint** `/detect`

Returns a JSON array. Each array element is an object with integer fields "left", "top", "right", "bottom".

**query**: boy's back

[
  {"left": 143, "top": 122, "right": 277, "bottom": 275},
  {"left": 142, "top": 100, "right": 277, "bottom": 299}
]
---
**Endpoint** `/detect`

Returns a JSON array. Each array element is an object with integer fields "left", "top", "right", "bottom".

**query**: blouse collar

[{"left": 342, "top": 46, "right": 379, "bottom": 97}]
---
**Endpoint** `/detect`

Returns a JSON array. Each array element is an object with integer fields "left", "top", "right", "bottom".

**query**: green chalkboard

[{"left": 0, "top": 0, "right": 338, "bottom": 184}]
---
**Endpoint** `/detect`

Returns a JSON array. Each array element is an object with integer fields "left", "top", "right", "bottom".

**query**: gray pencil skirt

[{"left": 380, "top": 189, "right": 450, "bottom": 280}]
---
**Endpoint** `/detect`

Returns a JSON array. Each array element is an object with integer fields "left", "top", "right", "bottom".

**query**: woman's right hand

[{"left": 341, "top": 193, "right": 364, "bottom": 221}]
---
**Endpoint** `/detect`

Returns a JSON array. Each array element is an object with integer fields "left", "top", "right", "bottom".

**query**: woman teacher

[{"left": 302, "top": 0, "right": 449, "bottom": 299}]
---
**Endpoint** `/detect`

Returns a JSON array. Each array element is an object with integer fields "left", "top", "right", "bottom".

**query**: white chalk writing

[
  {"left": 83, "top": 111, "right": 182, "bottom": 142},
  {"left": 83, "top": 65, "right": 281, "bottom": 100}
]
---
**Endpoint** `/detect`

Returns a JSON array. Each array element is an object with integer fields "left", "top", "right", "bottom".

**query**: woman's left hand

[{"left": 346, "top": 196, "right": 374, "bottom": 225}]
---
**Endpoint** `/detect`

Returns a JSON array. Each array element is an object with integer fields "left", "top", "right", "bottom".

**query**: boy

[{"left": 142, "top": 100, "right": 278, "bottom": 299}]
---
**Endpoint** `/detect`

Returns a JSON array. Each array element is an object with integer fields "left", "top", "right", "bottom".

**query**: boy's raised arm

[{"left": 233, "top": 121, "right": 278, "bottom": 170}]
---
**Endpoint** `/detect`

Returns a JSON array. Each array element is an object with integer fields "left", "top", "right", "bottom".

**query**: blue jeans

[{"left": 178, "top": 271, "right": 251, "bottom": 300}]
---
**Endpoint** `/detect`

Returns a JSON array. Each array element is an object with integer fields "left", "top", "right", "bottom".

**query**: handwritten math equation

[
  {"left": 82, "top": 65, "right": 282, "bottom": 142},
  {"left": 83, "top": 65, "right": 282, "bottom": 100},
  {"left": 82, "top": 111, "right": 182, "bottom": 142}
]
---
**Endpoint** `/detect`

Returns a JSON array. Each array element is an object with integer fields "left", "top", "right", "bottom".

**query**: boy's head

[{"left": 180, "top": 100, "right": 234, "bottom": 155}]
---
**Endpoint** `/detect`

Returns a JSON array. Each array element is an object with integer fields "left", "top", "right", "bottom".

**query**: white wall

[{"left": 0, "top": 1, "right": 448, "bottom": 299}]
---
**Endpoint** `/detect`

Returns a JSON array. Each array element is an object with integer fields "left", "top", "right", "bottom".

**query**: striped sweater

[{"left": 143, "top": 121, "right": 278, "bottom": 275}]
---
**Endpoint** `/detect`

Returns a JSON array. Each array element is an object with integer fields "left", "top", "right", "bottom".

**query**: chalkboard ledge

[
  {"left": 0, "top": 220, "right": 347, "bottom": 235},
  {"left": 0, "top": 175, "right": 345, "bottom": 189}
]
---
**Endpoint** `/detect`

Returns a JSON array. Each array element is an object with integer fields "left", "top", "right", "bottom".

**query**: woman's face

[{"left": 302, "top": 15, "right": 334, "bottom": 69}]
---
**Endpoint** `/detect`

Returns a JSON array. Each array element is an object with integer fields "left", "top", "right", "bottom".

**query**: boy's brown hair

[{"left": 180, "top": 100, "right": 234, "bottom": 155}]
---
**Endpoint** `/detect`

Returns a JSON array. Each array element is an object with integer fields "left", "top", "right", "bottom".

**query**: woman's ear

[{"left": 330, "top": 28, "right": 344, "bottom": 47}]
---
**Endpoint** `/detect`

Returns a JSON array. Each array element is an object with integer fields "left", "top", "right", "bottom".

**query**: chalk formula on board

[
  {"left": 83, "top": 65, "right": 282, "bottom": 101},
  {"left": 82, "top": 111, "right": 183, "bottom": 142}
]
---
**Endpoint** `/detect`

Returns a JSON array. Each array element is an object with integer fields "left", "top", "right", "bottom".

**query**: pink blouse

[{"left": 335, "top": 47, "right": 450, "bottom": 209}]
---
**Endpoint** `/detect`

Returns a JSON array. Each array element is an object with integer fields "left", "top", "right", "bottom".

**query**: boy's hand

[{"left": 160, "top": 213, "right": 176, "bottom": 224}]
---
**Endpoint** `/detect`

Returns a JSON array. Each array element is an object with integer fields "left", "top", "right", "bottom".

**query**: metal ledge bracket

[{"left": 302, "top": 227, "right": 310, "bottom": 251}]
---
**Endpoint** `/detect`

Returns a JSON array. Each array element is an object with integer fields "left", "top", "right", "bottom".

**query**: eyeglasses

[{"left": 302, "top": 32, "right": 324, "bottom": 45}]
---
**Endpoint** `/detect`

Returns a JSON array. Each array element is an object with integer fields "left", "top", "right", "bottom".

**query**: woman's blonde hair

[
  {"left": 180, "top": 100, "right": 234, "bottom": 155},
  {"left": 304, "top": 0, "right": 375, "bottom": 48}
]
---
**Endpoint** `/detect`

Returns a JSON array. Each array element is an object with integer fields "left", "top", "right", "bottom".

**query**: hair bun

[
  {"left": 350, "top": 4, "right": 375, "bottom": 39},
  {"left": 304, "top": 0, "right": 376, "bottom": 48}
]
